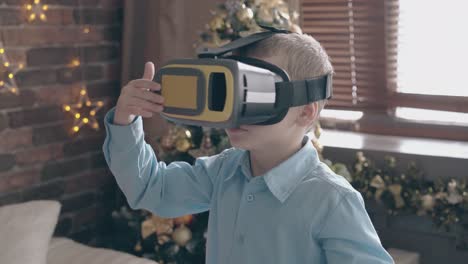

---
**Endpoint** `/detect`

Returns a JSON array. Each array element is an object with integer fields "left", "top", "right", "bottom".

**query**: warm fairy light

[
  {"left": 26, "top": 0, "right": 48, "bottom": 23},
  {"left": 0, "top": 43, "right": 23, "bottom": 95},
  {"left": 63, "top": 86, "right": 106, "bottom": 134},
  {"left": 83, "top": 27, "right": 90, "bottom": 34},
  {"left": 185, "top": 130, "right": 192, "bottom": 138},
  {"left": 18, "top": 63, "right": 24, "bottom": 69},
  {"left": 71, "top": 59, "right": 81, "bottom": 67}
]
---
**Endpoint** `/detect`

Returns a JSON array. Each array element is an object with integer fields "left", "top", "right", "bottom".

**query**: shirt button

[{"left": 247, "top": 194, "right": 254, "bottom": 202}]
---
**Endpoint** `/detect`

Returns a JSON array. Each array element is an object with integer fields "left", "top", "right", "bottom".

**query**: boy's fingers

[
  {"left": 127, "top": 97, "right": 164, "bottom": 113},
  {"left": 127, "top": 106, "right": 153, "bottom": 118},
  {"left": 132, "top": 89, "right": 165, "bottom": 105},
  {"left": 142, "top": 61, "right": 155, "bottom": 81},
  {"left": 128, "top": 79, "right": 161, "bottom": 91}
]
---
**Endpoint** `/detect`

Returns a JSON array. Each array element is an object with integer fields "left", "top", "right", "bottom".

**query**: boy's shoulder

[{"left": 301, "top": 162, "right": 360, "bottom": 199}]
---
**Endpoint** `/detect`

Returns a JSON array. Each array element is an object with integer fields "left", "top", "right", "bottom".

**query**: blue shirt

[{"left": 103, "top": 109, "right": 394, "bottom": 264}]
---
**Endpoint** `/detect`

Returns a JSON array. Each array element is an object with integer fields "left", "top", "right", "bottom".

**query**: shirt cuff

[{"left": 104, "top": 107, "right": 144, "bottom": 152}]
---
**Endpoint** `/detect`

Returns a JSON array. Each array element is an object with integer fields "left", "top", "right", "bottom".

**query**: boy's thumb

[{"left": 142, "top": 61, "right": 155, "bottom": 80}]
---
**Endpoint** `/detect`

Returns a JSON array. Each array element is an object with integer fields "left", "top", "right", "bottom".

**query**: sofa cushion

[
  {"left": 47, "top": 237, "right": 157, "bottom": 264},
  {"left": 0, "top": 200, "right": 61, "bottom": 264}
]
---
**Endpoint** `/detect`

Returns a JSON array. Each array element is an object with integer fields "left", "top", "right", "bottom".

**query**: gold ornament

[
  {"left": 188, "top": 131, "right": 217, "bottom": 158},
  {"left": 172, "top": 224, "right": 192, "bottom": 247},
  {"left": 257, "top": 8, "right": 274, "bottom": 24},
  {"left": 370, "top": 175, "right": 386, "bottom": 201},
  {"left": 25, "top": 0, "right": 48, "bottom": 22},
  {"left": 209, "top": 15, "right": 225, "bottom": 31},
  {"left": 174, "top": 214, "right": 194, "bottom": 226},
  {"left": 150, "top": 214, "right": 174, "bottom": 236},
  {"left": 0, "top": 42, "right": 24, "bottom": 95},
  {"left": 176, "top": 138, "right": 192, "bottom": 152},
  {"left": 236, "top": 4, "right": 254, "bottom": 23},
  {"left": 388, "top": 184, "right": 405, "bottom": 209},
  {"left": 63, "top": 87, "right": 105, "bottom": 134}
]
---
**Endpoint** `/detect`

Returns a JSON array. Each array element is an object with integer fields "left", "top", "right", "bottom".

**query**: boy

[{"left": 103, "top": 33, "right": 394, "bottom": 263}]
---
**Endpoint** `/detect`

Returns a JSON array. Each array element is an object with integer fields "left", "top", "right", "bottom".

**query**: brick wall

[{"left": 0, "top": 0, "right": 122, "bottom": 244}]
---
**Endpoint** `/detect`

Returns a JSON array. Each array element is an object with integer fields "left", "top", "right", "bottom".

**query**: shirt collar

[{"left": 227, "top": 136, "right": 320, "bottom": 203}]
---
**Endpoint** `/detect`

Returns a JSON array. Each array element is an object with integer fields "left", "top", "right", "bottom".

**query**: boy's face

[{"left": 225, "top": 56, "right": 306, "bottom": 151}]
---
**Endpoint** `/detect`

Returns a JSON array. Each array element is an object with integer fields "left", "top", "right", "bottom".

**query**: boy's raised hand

[{"left": 114, "top": 62, "right": 165, "bottom": 125}]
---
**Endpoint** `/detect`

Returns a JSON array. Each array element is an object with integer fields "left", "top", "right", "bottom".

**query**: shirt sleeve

[
  {"left": 102, "top": 108, "right": 224, "bottom": 218},
  {"left": 316, "top": 191, "right": 395, "bottom": 264}
]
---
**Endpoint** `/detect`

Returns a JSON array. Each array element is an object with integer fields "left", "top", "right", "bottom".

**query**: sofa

[{"left": 0, "top": 200, "right": 156, "bottom": 264}]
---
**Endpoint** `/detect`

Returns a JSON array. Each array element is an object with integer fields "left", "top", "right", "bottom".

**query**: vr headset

[{"left": 155, "top": 27, "right": 333, "bottom": 128}]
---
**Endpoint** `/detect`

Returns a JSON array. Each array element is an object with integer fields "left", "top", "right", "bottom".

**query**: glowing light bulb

[
  {"left": 64, "top": 105, "right": 71, "bottom": 111},
  {"left": 75, "top": 113, "right": 81, "bottom": 119},
  {"left": 90, "top": 110, "right": 96, "bottom": 116},
  {"left": 80, "top": 89, "right": 86, "bottom": 96},
  {"left": 83, "top": 118, "right": 89, "bottom": 123},
  {"left": 73, "top": 126, "right": 80, "bottom": 132}
]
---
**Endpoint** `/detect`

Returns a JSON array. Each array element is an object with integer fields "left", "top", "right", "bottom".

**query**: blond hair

[{"left": 239, "top": 33, "right": 333, "bottom": 129}]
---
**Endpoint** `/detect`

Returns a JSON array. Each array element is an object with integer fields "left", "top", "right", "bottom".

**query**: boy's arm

[
  {"left": 102, "top": 108, "right": 222, "bottom": 218},
  {"left": 316, "top": 191, "right": 395, "bottom": 264}
]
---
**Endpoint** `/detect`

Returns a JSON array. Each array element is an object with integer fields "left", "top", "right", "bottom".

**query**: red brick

[
  {"left": 0, "top": 113, "right": 8, "bottom": 132},
  {"left": 0, "top": 127, "right": 33, "bottom": 152},
  {"left": 41, "top": 152, "right": 107, "bottom": 181},
  {"left": 22, "top": 179, "right": 65, "bottom": 201},
  {"left": 15, "top": 143, "right": 63, "bottom": 166},
  {"left": 15, "top": 68, "right": 57, "bottom": 88},
  {"left": 33, "top": 84, "right": 77, "bottom": 106},
  {"left": 87, "top": 81, "right": 120, "bottom": 98},
  {"left": 2, "top": 26, "right": 121, "bottom": 46},
  {"left": 82, "top": 45, "right": 120, "bottom": 63},
  {"left": 73, "top": 8, "right": 122, "bottom": 25},
  {"left": 0, "top": 168, "right": 41, "bottom": 193},
  {"left": 0, "top": 89, "right": 36, "bottom": 110},
  {"left": 0, "top": 154, "right": 15, "bottom": 172},
  {"left": 0, "top": 8, "right": 22, "bottom": 25},
  {"left": 18, "top": 8, "right": 74, "bottom": 26},
  {"left": 103, "top": 61, "right": 121, "bottom": 81},
  {"left": 57, "top": 65, "right": 104, "bottom": 84},
  {"left": 27, "top": 47, "right": 78, "bottom": 67},
  {"left": 8, "top": 106, "right": 66, "bottom": 128},
  {"left": 63, "top": 134, "right": 105, "bottom": 157},
  {"left": 32, "top": 122, "right": 70, "bottom": 145},
  {"left": 0, "top": 49, "right": 27, "bottom": 64}
]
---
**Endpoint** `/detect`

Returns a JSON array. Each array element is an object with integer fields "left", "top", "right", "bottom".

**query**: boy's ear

[{"left": 295, "top": 103, "right": 319, "bottom": 127}]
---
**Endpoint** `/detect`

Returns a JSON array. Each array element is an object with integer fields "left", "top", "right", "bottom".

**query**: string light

[
  {"left": 25, "top": 0, "right": 48, "bottom": 22},
  {"left": 63, "top": 86, "right": 106, "bottom": 134},
  {"left": 0, "top": 42, "right": 23, "bottom": 95},
  {"left": 62, "top": 0, "right": 105, "bottom": 134}
]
